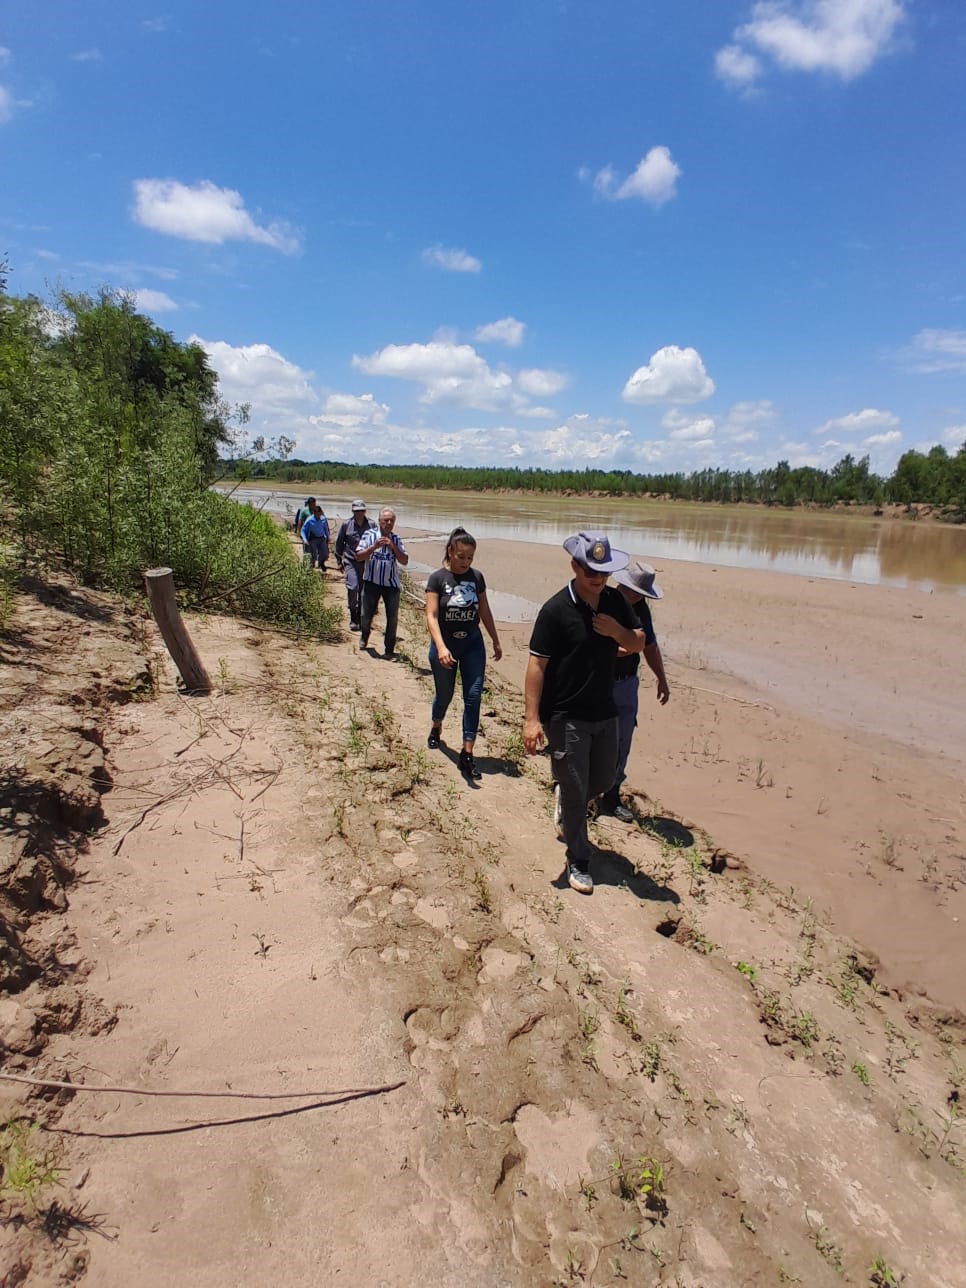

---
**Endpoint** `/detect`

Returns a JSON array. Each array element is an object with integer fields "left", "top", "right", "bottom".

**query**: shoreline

[{"left": 401, "top": 530, "right": 966, "bottom": 1012}]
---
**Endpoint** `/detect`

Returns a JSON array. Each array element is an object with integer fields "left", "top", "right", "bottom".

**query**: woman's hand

[
  {"left": 492, "top": 640, "right": 503, "bottom": 661},
  {"left": 438, "top": 646, "right": 455, "bottom": 668}
]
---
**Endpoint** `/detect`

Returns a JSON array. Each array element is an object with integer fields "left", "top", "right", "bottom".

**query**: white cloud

[
  {"left": 474, "top": 316, "right": 525, "bottom": 347},
  {"left": 0, "top": 47, "right": 11, "bottom": 64},
  {"left": 941, "top": 425, "right": 966, "bottom": 447},
  {"left": 132, "top": 178, "right": 302, "bottom": 253},
  {"left": 593, "top": 146, "right": 681, "bottom": 207},
  {"left": 720, "top": 399, "right": 775, "bottom": 440},
  {"left": 714, "top": 43, "right": 762, "bottom": 89},
  {"left": 816, "top": 407, "right": 899, "bottom": 434},
  {"left": 0, "top": 86, "right": 13, "bottom": 125},
  {"left": 517, "top": 368, "right": 569, "bottom": 398},
  {"left": 127, "top": 288, "right": 177, "bottom": 314},
  {"left": 71, "top": 48, "right": 102, "bottom": 62},
  {"left": 353, "top": 339, "right": 563, "bottom": 414},
  {"left": 862, "top": 430, "right": 901, "bottom": 446},
  {"left": 310, "top": 393, "right": 390, "bottom": 430},
  {"left": 192, "top": 337, "right": 318, "bottom": 416},
  {"left": 903, "top": 328, "right": 966, "bottom": 374},
  {"left": 662, "top": 409, "right": 717, "bottom": 442},
  {"left": 717, "top": 0, "right": 905, "bottom": 88},
  {"left": 623, "top": 345, "right": 714, "bottom": 404},
  {"left": 421, "top": 244, "right": 482, "bottom": 273}
]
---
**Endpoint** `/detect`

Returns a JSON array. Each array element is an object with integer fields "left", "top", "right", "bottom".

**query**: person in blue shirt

[
  {"left": 356, "top": 507, "right": 409, "bottom": 657},
  {"left": 300, "top": 505, "right": 330, "bottom": 571},
  {"left": 599, "top": 560, "right": 670, "bottom": 822},
  {"left": 294, "top": 496, "right": 316, "bottom": 534}
]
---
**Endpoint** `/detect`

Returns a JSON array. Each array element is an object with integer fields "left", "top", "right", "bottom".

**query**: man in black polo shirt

[{"left": 523, "top": 532, "right": 644, "bottom": 894}]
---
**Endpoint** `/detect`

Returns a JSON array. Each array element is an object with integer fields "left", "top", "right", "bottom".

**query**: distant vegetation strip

[
  {"left": 226, "top": 448, "right": 966, "bottom": 519},
  {"left": 0, "top": 274, "right": 338, "bottom": 637}
]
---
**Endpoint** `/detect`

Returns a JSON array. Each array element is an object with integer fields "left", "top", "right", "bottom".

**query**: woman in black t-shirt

[{"left": 425, "top": 527, "right": 503, "bottom": 780}]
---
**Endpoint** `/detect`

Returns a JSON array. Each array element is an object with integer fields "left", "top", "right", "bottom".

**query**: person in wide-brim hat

[
  {"left": 521, "top": 531, "right": 645, "bottom": 895},
  {"left": 599, "top": 559, "right": 670, "bottom": 823}
]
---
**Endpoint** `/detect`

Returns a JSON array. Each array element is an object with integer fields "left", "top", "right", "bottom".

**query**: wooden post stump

[{"left": 144, "top": 567, "right": 212, "bottom": 694}]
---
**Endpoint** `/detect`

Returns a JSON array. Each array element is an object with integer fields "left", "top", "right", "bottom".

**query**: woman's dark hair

[{"left": 444, "top": 526, "right": 477, "bottom": 565}]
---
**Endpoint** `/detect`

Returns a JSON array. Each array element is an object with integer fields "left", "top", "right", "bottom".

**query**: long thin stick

[
  {"left": 0, "top": 1071, "right": 405, "bottom": 1101},
  {"left": 194, "top": 562, "right": 288, "bottom": 608}
]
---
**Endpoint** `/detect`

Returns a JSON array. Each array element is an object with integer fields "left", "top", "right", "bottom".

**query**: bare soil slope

[{"left": 1, "top": 577, "right": 964, "bottom": 1287}]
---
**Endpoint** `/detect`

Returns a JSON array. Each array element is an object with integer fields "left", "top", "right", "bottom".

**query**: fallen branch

[
  {"left": 193, "top": 561, "right": 289, "bottom": 608},
  {"left": 0, "top": 1070, "right": 406, "bottom": 1101}
]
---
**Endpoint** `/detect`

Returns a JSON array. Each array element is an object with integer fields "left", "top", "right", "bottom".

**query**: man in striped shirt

[{"left": 356, "top": 507, "right": 409, "bottom": 658}]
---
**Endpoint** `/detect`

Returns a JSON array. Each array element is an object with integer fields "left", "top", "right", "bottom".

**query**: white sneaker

[
  {"left": 567, "top": 862, "right": 593, "bottom": 894},
  {"left": 553, "top": 784, "right": 564, "bottom": 840}
]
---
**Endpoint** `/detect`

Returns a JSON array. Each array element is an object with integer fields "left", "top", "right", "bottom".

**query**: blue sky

[{"left": 2, "top": 0, "right": 964, "bottom": 473}]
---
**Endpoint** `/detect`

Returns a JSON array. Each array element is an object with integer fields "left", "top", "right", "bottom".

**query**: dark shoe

[
  {"left": 359, "top": 635, "right": 370, "bottom": 649},
  {"left": 383, "top": 650, "right": 394, "bottom": 660},
  {"left": 427, "top": 727, "right": 442, "bottom": 749},
  {"left": 350, "top": 621, "right": 361, "bottom": 632},
  {"left": 612, "top": 803, "right": 635, "bottom": 823},
  {"left": 458, "top": 750, "right": 482, "bottom": 780},
  {"left": 567, "top": 862, "right": 593, "bottom": 895}
]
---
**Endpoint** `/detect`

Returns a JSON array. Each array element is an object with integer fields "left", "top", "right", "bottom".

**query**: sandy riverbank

[{"left": 401, "top": 529, "right": 966, "bottom": 1011}]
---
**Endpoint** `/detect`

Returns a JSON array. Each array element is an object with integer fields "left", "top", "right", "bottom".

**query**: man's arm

[
  {"left": 593, "top": 615, "right": 644, "bottom": 653},
  {"left": 643, "top": 641, "right": 670, "bottom": 704},
  {"left": 523, "top": 655, "right": 549, "bottom": 754}
]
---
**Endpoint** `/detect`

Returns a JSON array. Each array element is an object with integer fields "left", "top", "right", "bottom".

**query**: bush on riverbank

[{"left": 0, "top": 282, "right": 338, "bottom": 637}]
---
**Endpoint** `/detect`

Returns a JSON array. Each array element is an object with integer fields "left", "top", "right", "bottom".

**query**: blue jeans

[
  {"left": 548, "top": 715, "right": 619, "bottom": 867},
  {"left": 360, "top": 582, "right": 400, "bottom": 652},
  {"left": 429, "top": 631, "right": 486, "bottom": 743},
  {"left": 612, "top": 674, "right": 640, "bottom": 790}
]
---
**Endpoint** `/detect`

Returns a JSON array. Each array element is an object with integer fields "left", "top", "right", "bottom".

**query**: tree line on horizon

[
  {"left": 0, "top": 276, "right": 338, "bottom": 634},
  {"left": 228, "top": 443, "right": 966, "bottom": 519}
]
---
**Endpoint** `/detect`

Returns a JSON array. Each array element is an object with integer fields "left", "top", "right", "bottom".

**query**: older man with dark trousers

[
  {"left": 334, "top": 500, "right": 376, "bottom": 631},
  {"left": 523, "top": 532, "right": 644, "bottom": 894}
]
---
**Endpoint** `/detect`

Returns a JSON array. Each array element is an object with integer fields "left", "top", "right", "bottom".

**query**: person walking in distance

[
  {"left": 356, "top": 507, "right": 409, "bottom": 658},
  {"left": 599, "top": 561, "right": 669, "bottom": 822},
  {"left": 300, "top": 504, "right": 330, "bottom": 571},
  {"left": 334, "top": 500, "right": 376, "bottom": 632},
  {"left": 424, "top": 527, "right": 503, "bottom": 780},
  {"left": 523, "top": 532, "right": 644, "bottom": 894}
]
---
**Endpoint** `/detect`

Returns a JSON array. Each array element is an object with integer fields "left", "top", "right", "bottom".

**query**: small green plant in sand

[
  {"left": 811, "top": 1224, "right": 843, "bottom": 1273},
  {"left": 851, "top": 1061, "right": 870, "bottom": 1086},
  {"left": 736, "top": 961, "right": 757, "bottom": 981},
  {"left": 614, "top": 982, "right": 640, "bottom": 1039},
  {"left": 611, "top": 1152, "right": 667, "bottom": 1215},
  {"left": 0, "top": 1120, "right": 62, "bottom": 1207},
  {"left": 346, "top": 707, "right": 368, "bottom": 755},
  {"left": 216, "top": 656, "right": 233, "bottom": 691},
  {"left": 472, "top": 870, "right": 492, "bottom": 913},
  {"left": 869, "top": 1256, "right": 903, "bottom": 1286},
  {"left": 793, "top": 1010, "right": 819, "bottom": 1049},
  {"left": 501, "top": 728, "right": 527, "bottom": 774}
]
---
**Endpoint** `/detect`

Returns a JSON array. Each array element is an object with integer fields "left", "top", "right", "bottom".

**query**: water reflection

[{"left": 216, "top": 487, "right": 966, "bottom": 594}]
